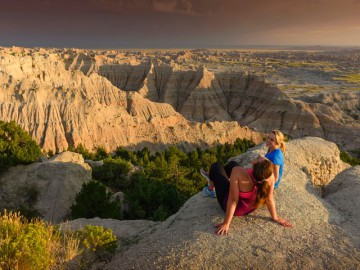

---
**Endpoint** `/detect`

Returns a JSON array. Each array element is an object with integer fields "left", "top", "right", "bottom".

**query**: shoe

[
  {"left": 203, "top": 186, "right": 216, "bottom": 198},
  {"left": 200, "top": 169, "right": 210, "bottom": 182}
]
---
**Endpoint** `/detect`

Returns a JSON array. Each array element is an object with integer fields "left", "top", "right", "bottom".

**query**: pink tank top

[{"left": 223, "top": 169, "right": 258, "bottom": 216}]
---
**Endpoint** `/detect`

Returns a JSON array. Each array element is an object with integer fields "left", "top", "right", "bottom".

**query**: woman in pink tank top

[{"left": 206, "top": 156, "right": 292, "bottom": 235}]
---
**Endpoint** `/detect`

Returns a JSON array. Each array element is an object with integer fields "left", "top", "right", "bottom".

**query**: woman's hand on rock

[
  {"left": 274, "top": 217, "right": 292, "bottom": 227},
  {"left": 214, "top": 222, "right": 230, "bottom": 235}
]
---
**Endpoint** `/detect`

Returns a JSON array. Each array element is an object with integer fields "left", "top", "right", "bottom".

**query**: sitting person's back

[
  {"left": 202, "top": 156, "right": 292, "bottom": 235},
  {"left": 222, "top": 166, "right": 258, "bottom": 216}
]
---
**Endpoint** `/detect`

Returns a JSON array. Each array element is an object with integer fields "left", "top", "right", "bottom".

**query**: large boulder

[
  {"left": 323, "top": 165, "right": 360, "bottom": 247},
  {"left": 231, "top": 136, "right": 349, "bottom": 186},
  {"left": 0, "top": 151, "right": 91, "bottom": 223},
  {"left": 66, "top": 137, "right": 360, "bottom": 269}
]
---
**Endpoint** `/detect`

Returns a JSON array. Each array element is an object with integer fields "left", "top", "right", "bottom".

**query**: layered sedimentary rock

[
  {"left": 64, "top": 52, "right": 96, "bottom": 76},
  {"left": 100, "top": 61, "right": 359, "bottom": 150},
  {"left": 1, "top": 47, "right": 359, "bottom": 152},
  {"left": 144, "top": 66, "right": 359, "bottom": 150},
  {"left": 0, "top": 47, "right": 262, "bottom": 152},
  {"left": 98, "top": 62, "right": 151, "bottom": 91},
  {"left": 67, "top": 49, "right": 359, "bottom": 150}
]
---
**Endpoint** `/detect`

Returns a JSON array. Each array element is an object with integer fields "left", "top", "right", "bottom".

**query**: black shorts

[{"left": 209, "top": 161, "right": 239, "bottom": 211}]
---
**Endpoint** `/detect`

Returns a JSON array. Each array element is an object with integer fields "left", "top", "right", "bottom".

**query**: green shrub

[
  {"left": 0, "top": 121, "right": 42, "bottom": 174},
  {"left": 0, "top": 211, "right": 118, "bottom": 270},
  {"left": 115, "top": 146, "right": 133, "bottom": 161},
  {"left": 94, "top": 146, "right": 110, "bottom": 160},
  {"left": 17, "top": 205, "right": 42, "bottom": 220},
  {"left": 68, "top": 144, "right": 96, "bottom": 160},
  {"left": 124, "top": 173, "right": 186, "bottom": 221},
  {"left": 92, "top": 157, "right": 131, "bottom": 189},
  {"left": 68, "top": 145, "right": 110, "bottom": 161},
  {"left": 71, "top": 181, "right": 121, "bottom": 220},
  {"left": 0, "top": 210, "right": 80, "bottom": 270},
  {"left": 78, "top": 225, "right": 117, "bottom": 254},
  {"left": 340, "top": 150, "right": 360, "bottom": 166}
]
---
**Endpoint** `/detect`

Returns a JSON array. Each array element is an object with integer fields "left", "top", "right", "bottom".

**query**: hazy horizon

[{"left": 1, "top": 0, "right": 360, "bottom": 49}]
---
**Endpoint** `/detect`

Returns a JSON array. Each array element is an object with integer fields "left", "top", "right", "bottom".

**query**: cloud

[
  {"left": 307, "top": 29, "right": 337, "bottom": 34},
  {"left": 152, "top": 0, "right": 208, "bottom": 16},
  {"left": 153, "top": 0, "right": 178, "bottom": 13},
  {"left": 306, "top": 0, "right": 323, "bottom": 4}
]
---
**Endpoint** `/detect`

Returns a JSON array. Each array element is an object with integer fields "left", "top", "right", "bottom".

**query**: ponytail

[
  {"left": 254, "top": 181, "right": 271, "bottom": 208},
  {"left": 253, "top": 159, "right": 273, "bottom": 208}
]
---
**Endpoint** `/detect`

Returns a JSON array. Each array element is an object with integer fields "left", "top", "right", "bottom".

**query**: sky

[{"left": 1, "top": 0, "right": 360, "bottom": 49}]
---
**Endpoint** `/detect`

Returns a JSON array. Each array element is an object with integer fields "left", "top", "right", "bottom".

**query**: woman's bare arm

[
  {"left": 273, "top": 164, "right": 280, "bottom": 184},
  {"left": 215, "top": 167, "right": 241, "bottom": 235},
  {"left": 265, "top": 174, "right": 292, "bottom": 227}
]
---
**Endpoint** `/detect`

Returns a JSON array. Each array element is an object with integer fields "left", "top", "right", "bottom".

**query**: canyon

[{"left": 0, "top": 46, "right": 359, "bottom": 153}]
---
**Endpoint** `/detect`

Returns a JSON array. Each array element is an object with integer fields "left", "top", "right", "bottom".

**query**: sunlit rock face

[
  {"left": 87, "top": 54, "right": 359, "bottom": 151},
  {"left": 0, "top": 47, "right": 263, "bottom": 153},
  {"left": 147, "top": 66, "right": 359, "bottom": 151}
]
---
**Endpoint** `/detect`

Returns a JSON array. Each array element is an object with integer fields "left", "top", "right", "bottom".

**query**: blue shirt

[{"left": 265, "top": 148, "right": 284, "bottom": 189}]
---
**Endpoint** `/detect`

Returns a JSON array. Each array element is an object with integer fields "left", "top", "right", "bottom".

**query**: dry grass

[
  {"left": 0, "top": 210, "right": 80, "bottom": 270},
  {"left": 333, "top": 74, "right": 360, "bottom": 83},
  {"left": 0, "top": 211, "right": 118, "bottom": 270}
]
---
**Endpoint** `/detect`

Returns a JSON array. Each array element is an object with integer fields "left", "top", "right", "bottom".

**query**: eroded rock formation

[
  {"left": 0, "top": 47, "right": 262, "bottom": 153},
  {"left": 143, "top": 66, "right": 360, "bottom": 151},
  {"left": 66, "top": 47, "right": 359, "bottom": 151},
  {"left": 1, "top": 46, "right": 359, "bottom": 153}
]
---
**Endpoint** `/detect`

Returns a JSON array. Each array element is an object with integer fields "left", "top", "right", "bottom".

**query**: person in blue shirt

[{"left": 265, "top": 130, "right": 286, "bottom": 189}]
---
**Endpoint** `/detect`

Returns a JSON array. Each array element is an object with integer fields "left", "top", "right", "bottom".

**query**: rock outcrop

[
  {"left": 323, "top": 165, "right": 360, "bottom": 247},
  {"left": 65, "top": 137, "right": 360, "bottom": 270},
  {"left": 231, "top": 136, "right": 350, "bottom": 186},
  {"left": 0, "top": 152, "right": 91, "bottom": 223}
]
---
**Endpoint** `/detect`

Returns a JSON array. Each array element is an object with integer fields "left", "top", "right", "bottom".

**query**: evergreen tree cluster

[
  {"left": 0, "top": 121, "right": 42, "bottom": 174},
  {"left": 71, "top": 181, "right": 122, "bottom": 220},
  {"left": 86, "top": 138, "right": 255, "bottom": 221}
]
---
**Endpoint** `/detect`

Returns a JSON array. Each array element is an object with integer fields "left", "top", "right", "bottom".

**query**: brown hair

[
  {"left": 271, "top": 129, "right": 286, "bottom": 153},
  {"left": 253, "top": 159, "right": 273, "bottom": 208}
]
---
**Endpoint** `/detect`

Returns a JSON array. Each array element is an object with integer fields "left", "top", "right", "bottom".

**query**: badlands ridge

[{"left": 0, "top": 46, "right": 359, "bottom": 153}]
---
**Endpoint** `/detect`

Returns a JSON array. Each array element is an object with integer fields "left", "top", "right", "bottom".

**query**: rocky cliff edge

[{"left": 66, "top": 137, "right": 360, "bottom": 270}]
